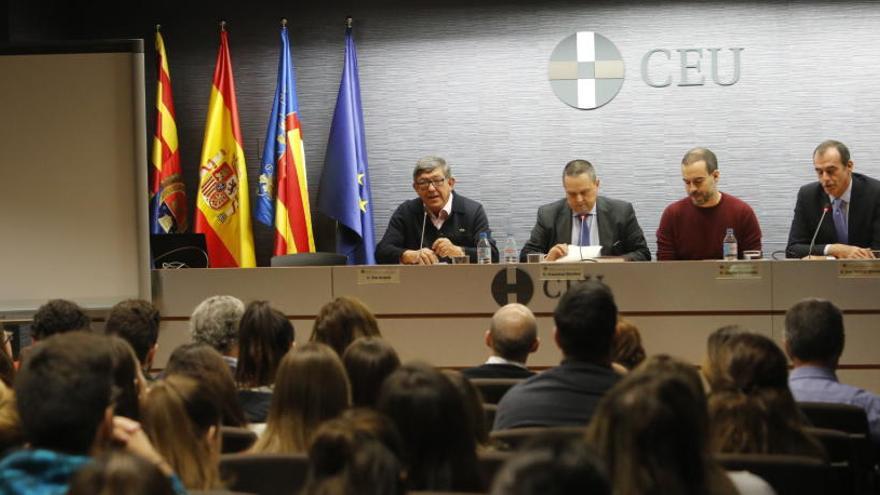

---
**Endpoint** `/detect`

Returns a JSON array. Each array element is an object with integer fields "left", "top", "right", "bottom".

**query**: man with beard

[{"left": 656, "top": 147, "right": 761, "bottom": 260}]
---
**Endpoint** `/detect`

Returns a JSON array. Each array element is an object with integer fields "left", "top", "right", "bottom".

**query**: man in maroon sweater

[{"left": 656, "top": 147, "right": 761, "bottom": 260}]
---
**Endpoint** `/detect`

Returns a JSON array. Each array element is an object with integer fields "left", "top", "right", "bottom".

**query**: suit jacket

[
  {"left": 786, "top": 173, "right": 880, "bottom": 258},
  {"left": 460, "top": 363, "right": 535, "bottom": 380},
  {"left": 520, "top": 197, "right": 651, "bottom": 261},
  {"left": 375, "top": 193, "right": 499, "bottom": 264}
]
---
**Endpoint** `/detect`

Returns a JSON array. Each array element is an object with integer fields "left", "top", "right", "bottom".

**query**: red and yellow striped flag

[
  {"left": 150, "top": 29, "right": 188, "bottom": 234},
  {"left": 194, "top": 27, "right": 255, "bottom": 268}
]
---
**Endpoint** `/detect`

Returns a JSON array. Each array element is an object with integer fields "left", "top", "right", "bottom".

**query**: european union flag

[{"left": 317, "top": 22, "right": 375, "bottom": 265}]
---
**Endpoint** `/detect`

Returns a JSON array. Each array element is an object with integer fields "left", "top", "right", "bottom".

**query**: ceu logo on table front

[{"left": 549, "top": 32, "right": 625, "bottom": 109}]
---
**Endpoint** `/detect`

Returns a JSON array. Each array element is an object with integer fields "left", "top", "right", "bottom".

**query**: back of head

[
  {"left": 31, "top": 299, "right": 91, "bottom": 340},
  {"left": 634, "top": 354, "right": 705, "bottom": 403},
  {"left": 235, "top": 300, "right": 294, "bottom": 387},
  {"left": 302, "top": 409, "right": 406, "bottom": 495},
  {"left": 104, "top": 299, "right": 160, "bottom": 366},
  {"left": 257, "top": 342, "right": 350, "bottom": 454},
  {"left": 312, "top": 297, "right": 381, "bottom": 356},
  {"left": 611, "top": 319, "right": 646, "bottom": 371},
  {"left": 343, "top": 337, "right": 401, "bottom": 408},
  {"left": 490, "top": 303, "right": 537, "bottom": 363},
  {"left": 15, "top": 331, "right": 112, "bottom": 454},
  {"left": 107, "top": 336, "right": 143, "bottom": 420},
  {"left": 67, "top": 451, "right": 176, "bottom": 495},
  {"left": 714, "top": 333, "right": 789, "bottom": 393},
  {"left": 189, "top": 295, "right": 244, "bottom": 354},
  {"left": 376, "top": 362, "right": 481, "bottom": 491},
  {"left": 443, "top": 370, "right": 489, "bottom": 447},
  {"left": 553, "top": 281, "right": 617, "bottom": 363},
  {"left": 490, "top": 437, "right": 610, "bottom": 495},
  {"left": 587, "top": 371, "right": 735, "bottom": 495},
  {"left": 784, "top": 298, "right": 844, "bottom": 366},
  {"left": 0, "top": 381, "right": 24, "bottom": 454},
  {"left": 703, "top": 325, "right": 747, "bottom": 390},
  {"left": 141, "top": 375, "right": 221, "bottom": 490},
  {"left": 165, "top": 343, "right": 247, "bottom": 427}
]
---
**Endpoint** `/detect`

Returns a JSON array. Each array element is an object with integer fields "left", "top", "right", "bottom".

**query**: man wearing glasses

[{"left": 376, "top": 156, "right": 498, "bottom": 264}]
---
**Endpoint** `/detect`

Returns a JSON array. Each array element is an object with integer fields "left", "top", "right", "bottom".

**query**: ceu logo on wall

[{"left": 548, "top": 31, "right": 625, "bottom": 110}]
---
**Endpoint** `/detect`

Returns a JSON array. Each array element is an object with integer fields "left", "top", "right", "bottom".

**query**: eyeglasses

[{"left": 414, "top": 177, "right": 447, "bottom": 190}]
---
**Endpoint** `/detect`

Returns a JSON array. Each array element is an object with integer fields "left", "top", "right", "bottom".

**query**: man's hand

[
  {"left": 827, "top": 244, "right": 876, "bottom": 259},
  {"left": 431, "top": 238, "right": 465, "bottom": 259},
  {"left": 545, "top": 243, "right": 569, "bottom": 262},
  {"left": 401, "top": 248, "right": 440, "bottom": 265}
]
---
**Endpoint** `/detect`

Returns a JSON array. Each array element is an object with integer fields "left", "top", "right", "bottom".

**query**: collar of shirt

[
  {"left": 485, "top": 355, "right": 528, "bottom": 369},
  {"left": 789, "top": 365, "right": 839, "bottom": 382},
  {"left": 429, "top": 192, "right": 454, "bottom": 229}
]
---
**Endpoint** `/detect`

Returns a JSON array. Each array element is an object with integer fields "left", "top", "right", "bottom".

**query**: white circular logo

[{"left": 549, "top": 32, "right": 625, "bottom": 109}]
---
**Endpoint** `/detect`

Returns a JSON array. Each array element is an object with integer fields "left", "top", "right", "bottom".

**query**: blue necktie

[
  {"left": 579, "top": 214, "right": 591, "bottom": 246},
  {"left": 832, "top": 198, "right": 848, "bottom": 244}
]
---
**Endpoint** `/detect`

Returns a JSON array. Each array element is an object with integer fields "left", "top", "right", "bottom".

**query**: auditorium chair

[
  {"left": 477, "top": 450, "right": 514, "bottom": 490},
  {"left": 469, "top": 378, "right": 524, "bottom": 404},
  {"left": 805, "top": 426, "right": 857, "bottom": 494},
  {"left": 715, "top": 453, "right": 833, "bottom": 495},
  {"left": 489, "top": 426, "right": 588, "bottom": 451},
  {"left": 270, "top": 252, "right": 348, "bottom": 266},
  {"left": 800, "top": 402, "right": 878, "bottom": 493},
  {"left": 220, "top": 426, "right": 258, "bottom": 454},
  {"left": 219, "top": 453, "right": 309, "bottom": 495},
  {"left": 483, "top": 403, "right": 497, "bottom": 431}
]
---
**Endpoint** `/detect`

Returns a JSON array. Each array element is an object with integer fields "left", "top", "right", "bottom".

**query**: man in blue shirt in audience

[
  {"left": 493, "top": 280, "right": 621, "bottom": 430},
  {"left": 785, "top": 298, "right": 880, "bottom": 444}
]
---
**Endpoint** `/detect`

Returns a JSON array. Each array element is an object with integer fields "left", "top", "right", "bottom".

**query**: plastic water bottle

[
  {"left": 477, "top": 232, "right": 492, "bottom": 264},
  {"left": 502, "top": 235, "right": 518, "bottom": 264},
  {"left": 723, "top": 228, "right": 738, "bottom": 261}
]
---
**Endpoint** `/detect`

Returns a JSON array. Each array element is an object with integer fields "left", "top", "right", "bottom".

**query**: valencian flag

[
  {"left": 150, "top": 28, "right": 188, "bottom": 234},
  {"left": 255, "top": 21, "right": 316, "bottom": 255},
  {"left": 317, "top": 19, "right": 375, "bottom": 265},
  {"left": 194, "top": 23, "right": 256, "bottom": 268}
]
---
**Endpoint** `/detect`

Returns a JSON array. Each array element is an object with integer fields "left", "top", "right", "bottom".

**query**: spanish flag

[
  {"left": 194, "top": 25, "right": 255, "bottom": 268},
  {"left": 255, "top": 22, "right": 316, "bottom": 255},
  {"left": 150, "top": 29, "right": 188, "bottom": 234}
]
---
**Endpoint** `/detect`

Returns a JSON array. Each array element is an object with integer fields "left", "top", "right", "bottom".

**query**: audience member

[
  {"left": 0, "top": 332, "right": 182, "bottom": 494},
  {"left": 164, "top": 343, "right": 247, "bottom": 427},
  {"left": 107, "top": 336, "right": 146, "bottom": 420},
  {"left": 444, "top": 370, "right": 491, "bottom": 449},
  {"left": 68, "top": 451, "right": 176, "bottom": 495},
  {"left": 785, "top": 298, "right": 880, "bottom": 444},
  {"left": 494, "top": 280, "right": 620, "bottom": 429},
  {"left": 311, "top": 296, "right": 381, "bottom": 357},
  {"left": 611, "top": 318, "right": 646, "bottom": 371},
  {"left": 104, "top": 299, "right": 161, "bottom": 376},
  {"left": 702, "top": 324, "right": 747, "bottom": 388},
  {"left": 377, "top": 362, "right": 483, "bottom": 492},
  {"left": 587, "top": 369, "right": 758, "bottom": 495},
  {"left": 461, "top": 303, "right": 539, "bottom": 380},
  {"left": 252, "top": 342, "right": 350, "bottom": 454},
  {"left": 0, "top": 381, "right": 23, "bottom": 455},
  {"left": 705, "top": 332, "right": 825, "bottom": 458},
  {"left": 301, "top": 409, "right": 406, "bottom": 495},
  {"left": 190, "top": 295, "right": 245, "bottom": 373},
  {"left": 30, "top": 299, "right": 91, "bottom": 341},
  {"left": 235, "top": 300, "right": 294, "bottom": 423},
  {"left": 490, "top": 436, "right": 610, "bottom": 495},
  {"left": 636, "top": 354, "right": 705, "bottom": 399},
  {"left": 0, "top": 333, "right": 13, "bottom": 387},
  {"left": 142, "top": 374, "right": 222, "bottom": 491},
  {"left": 343, "top": 337, "right": 401, "bottom": 408}
]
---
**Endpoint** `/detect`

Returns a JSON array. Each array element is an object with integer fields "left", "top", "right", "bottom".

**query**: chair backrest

[
  {"left": 469, "top": 378, "right": 524, "bottom": 404},
  {"left": 483, "top": 404, "right": 497, "bottom": 432},
  {"left": 220, "top": 426, "right": 258, "bottom": 454},
  {"left": 805, "top": 427, "right": 857, "bottom": 494},
  {"left": 716, "top": 453, "right": 833, "bottom": 495},
  {"left": 219, "top": 453, "right": 309, "bottom": 495},
  {"left": 490, "top": 426, "right": 588, "bottom": 451},
  {"left": 799, "top": 402, "right": 870, "bottom": 436},
  {"left": 477, "top": 451, "right": 514, "bottom": 490},
  {"left": 270, "top": 252, "right": 348, "bottom": 267}
]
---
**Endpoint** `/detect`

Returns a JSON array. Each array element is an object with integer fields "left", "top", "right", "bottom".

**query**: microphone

[
  {"left": 418, "top": 206, "right": 428, "bottom": 250},
  {"left": 807, "top": 204, "right": 831, "bottom": 257}
]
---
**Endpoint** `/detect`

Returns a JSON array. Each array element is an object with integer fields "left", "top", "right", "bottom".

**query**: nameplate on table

[
  {"left": 839, "top": 261, "right": 880, "bottom": 278},
  {"left": 357, "top": 268, "right": 400, "bottom": 285},
  {"left": 540, "top": 265, "right": 585, "bottom": 281},
  {"left": 716, "top": 262, "right": 761, "bottom": 280}
]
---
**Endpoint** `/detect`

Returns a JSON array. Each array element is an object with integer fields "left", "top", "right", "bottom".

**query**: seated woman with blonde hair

[
  {"left": 251, "top": 342, "right": 351, "bottom": 454},
  {"left": 141, "top": 374, "right": 223, "bottom": 491},
  {"left": 311, "top": 297, "right": 381, "bottom": 356}
]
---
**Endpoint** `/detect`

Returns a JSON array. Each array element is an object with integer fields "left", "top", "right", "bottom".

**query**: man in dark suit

[
  {"left": 787, "top": 140, "right": 880, "bottom": 259},
  {"left": 376, "top": 156, "right": 498, "bottom": 264},
  {"left": 520, "top": 159, "right": 650, "bottom": 261},
  {"left": 461, "top": 303, "right": 539, "bottom": 380}
]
